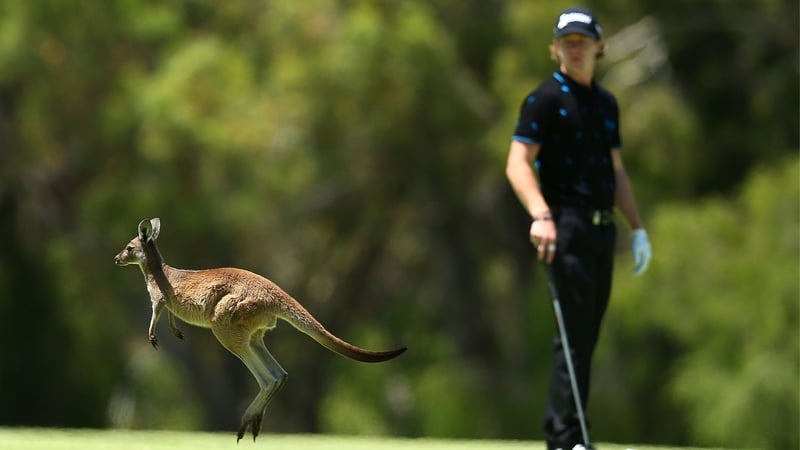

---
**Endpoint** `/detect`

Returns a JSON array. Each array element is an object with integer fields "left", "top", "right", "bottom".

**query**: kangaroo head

[{"left": 114, "top": 218, "right": 161, "bottom": 266}]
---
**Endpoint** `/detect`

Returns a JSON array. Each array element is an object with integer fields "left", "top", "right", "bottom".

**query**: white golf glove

[{"left": 631, "top": 228, "right": 651, "bottom": 276}]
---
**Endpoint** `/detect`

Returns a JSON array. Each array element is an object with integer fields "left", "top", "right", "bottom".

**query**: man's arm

[
  {"left": 610, "top": 148, "right": 643, "bottom": 229},
  {"left": 611, "top": 148, "right": 652, "bottom": 275},
  {"left": 506, "top": 140, "right": 547, "bottom": 215},
  {"left": 506, "top": 140, "right": 557, "bottom": 262}
]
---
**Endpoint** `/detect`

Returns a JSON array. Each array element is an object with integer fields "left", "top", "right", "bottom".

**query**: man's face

[{"left": 556, "top": 34, "right": 602, "bottom": 70}]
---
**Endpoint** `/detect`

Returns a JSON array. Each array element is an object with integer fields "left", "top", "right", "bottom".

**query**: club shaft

[{"left": 544, "top": 264, "right": 591, "bottom": 447}]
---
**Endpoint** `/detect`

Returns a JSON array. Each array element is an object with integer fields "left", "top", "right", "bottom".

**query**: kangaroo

[{"left": 114, "top": 218, "right": 406, "bottom": 441}]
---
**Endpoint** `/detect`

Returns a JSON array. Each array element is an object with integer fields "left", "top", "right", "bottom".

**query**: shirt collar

[{"left": 553, "top": 70, "right": 595, "bottom": 92}]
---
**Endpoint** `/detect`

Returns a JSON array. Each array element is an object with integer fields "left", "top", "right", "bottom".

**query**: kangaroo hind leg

[
  {"left": 250, "top": 328, "right": 288, "bottom": 412},
  {"left": 214, "top": 324, "right": 287, "bottom": 442},
  {"left": 237, "top": 329, "right": 287, "bottom": 442}
]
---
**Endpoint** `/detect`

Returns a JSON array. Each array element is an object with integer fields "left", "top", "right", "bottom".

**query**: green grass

[{"left": 0, "top": 428, "right": 732, "bottom": 450}]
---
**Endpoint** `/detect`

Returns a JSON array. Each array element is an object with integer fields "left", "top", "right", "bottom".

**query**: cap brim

[{"left": 555, "top": 24, "right": 599, "bottom": 39}]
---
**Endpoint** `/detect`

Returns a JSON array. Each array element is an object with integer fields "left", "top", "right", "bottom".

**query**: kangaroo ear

[
  {"left": 138, "top": 219, "right": 152, "bottom": 241},
  {"left": 138, "top": 218, "right": 154, "bottom": 242},
  {"left": 149, "top": 218, "right": 161, "bottom": 240}
]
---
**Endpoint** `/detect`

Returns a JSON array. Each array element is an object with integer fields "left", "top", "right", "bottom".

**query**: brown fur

[{"left": 114, "top": 218, "right": 405, "bottom": 441}]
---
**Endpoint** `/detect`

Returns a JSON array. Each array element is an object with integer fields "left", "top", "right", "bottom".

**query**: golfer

[{"left": 505, "top": 8, "right": 652, "bottom": 450}]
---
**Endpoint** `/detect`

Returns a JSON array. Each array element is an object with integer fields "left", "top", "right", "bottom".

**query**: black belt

[{"left": 553, "top": 207, "right": 614, "bottom": 225}]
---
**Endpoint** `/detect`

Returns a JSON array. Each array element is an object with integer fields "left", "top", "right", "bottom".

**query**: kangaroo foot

[{"left": 236, "top": 411, "right": 263, "bottom": 443}]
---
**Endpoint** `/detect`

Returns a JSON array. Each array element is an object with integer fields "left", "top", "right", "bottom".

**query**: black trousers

[{"left": 544, "top": 208, "right": 616, "bottom": 449}]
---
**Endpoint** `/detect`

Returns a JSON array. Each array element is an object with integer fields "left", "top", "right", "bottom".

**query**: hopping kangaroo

[{"left": 114, "top": 218, "right": 406, "bottom": 441}]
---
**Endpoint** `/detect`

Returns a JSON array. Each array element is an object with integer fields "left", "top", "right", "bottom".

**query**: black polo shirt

[{"left": 512, "top": 71, "right": 621, "bottom": 209}]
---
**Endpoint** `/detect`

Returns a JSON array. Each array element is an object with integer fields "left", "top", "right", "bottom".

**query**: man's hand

[
  {"left": 631, "top": 228, "right": 652, "bottom": 275},
  {"left": 530, "top": 213, "right": 558, "bottom": 263}
]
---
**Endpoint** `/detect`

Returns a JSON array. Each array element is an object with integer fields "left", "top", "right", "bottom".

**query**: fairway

[{"left": 0, "top": 428, "right": 734, "bottom": 450}]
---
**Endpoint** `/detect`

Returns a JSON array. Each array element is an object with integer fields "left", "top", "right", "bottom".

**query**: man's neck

[{"left": 560, "top": 65, "right": 593, "bottom": 87}]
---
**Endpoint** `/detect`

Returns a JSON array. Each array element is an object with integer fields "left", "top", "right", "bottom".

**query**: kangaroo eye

[{"left": 127, "top": 246, "right": 134, "bottom": 251}]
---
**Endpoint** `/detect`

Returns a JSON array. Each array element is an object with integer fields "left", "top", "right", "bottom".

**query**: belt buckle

[{"left": 592, "top": 210, "right": 601, "bottom": 225}]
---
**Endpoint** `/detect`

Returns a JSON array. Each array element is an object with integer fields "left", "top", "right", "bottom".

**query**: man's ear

[{"left": 138, "top": 218, "right": 160, "bottom": 242}]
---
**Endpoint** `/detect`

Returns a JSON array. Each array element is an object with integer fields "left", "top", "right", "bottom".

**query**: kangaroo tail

[{"left": 279, "top": 300, "right": 406, "bottom": 363}]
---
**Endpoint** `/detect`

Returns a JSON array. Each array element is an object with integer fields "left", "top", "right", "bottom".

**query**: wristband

[{"left": 532, "top": 212, "right": 553, "bottom": 222}]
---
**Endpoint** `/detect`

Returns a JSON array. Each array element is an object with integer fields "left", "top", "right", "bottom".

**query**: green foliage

[
  {"left": 0, "top": 0, "right": 796, "bottom": 447},
  {"left": 607, "top": 157, "right": 800, "bottom": 448},
  {"left": 666, "top": 160, "right": 799, "bottom": 449},
  {"left": 108, "top": 345, "right": 204, "bottom": 430}
]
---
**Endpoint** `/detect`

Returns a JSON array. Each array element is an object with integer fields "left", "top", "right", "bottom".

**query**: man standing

[{"left": 505, "top": 8, "right": 652, "bottom": 450}]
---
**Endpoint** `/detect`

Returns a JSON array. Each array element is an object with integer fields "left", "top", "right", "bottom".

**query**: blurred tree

[
  {"left": 604, "top": 156, "right": 799, "bottom": 448},
  {"left": 0, "top": 0, "right": 132, "bottom": 427},
  {"left": 593, "top": 0, "right": 799, "bottom": 197}
]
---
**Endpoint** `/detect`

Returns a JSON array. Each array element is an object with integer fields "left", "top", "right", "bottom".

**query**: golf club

[{"left": 543, "top": 262, "right": 591, "bottom": 448}]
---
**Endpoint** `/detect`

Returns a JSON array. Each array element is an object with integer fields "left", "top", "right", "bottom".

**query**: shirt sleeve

[{"left": 512, "top": 89, "right": 551, "bottom": 145}]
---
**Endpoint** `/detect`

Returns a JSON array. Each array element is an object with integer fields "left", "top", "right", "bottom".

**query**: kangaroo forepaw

[
  {"left": 171, "top": 328, "right": 184, "bottom": 340},
  {"left": 149, "top": 335, "right": 159, "bottom": 349},
  {"left": 236, "top": 412, "right": 263, "bottom": 443}
]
